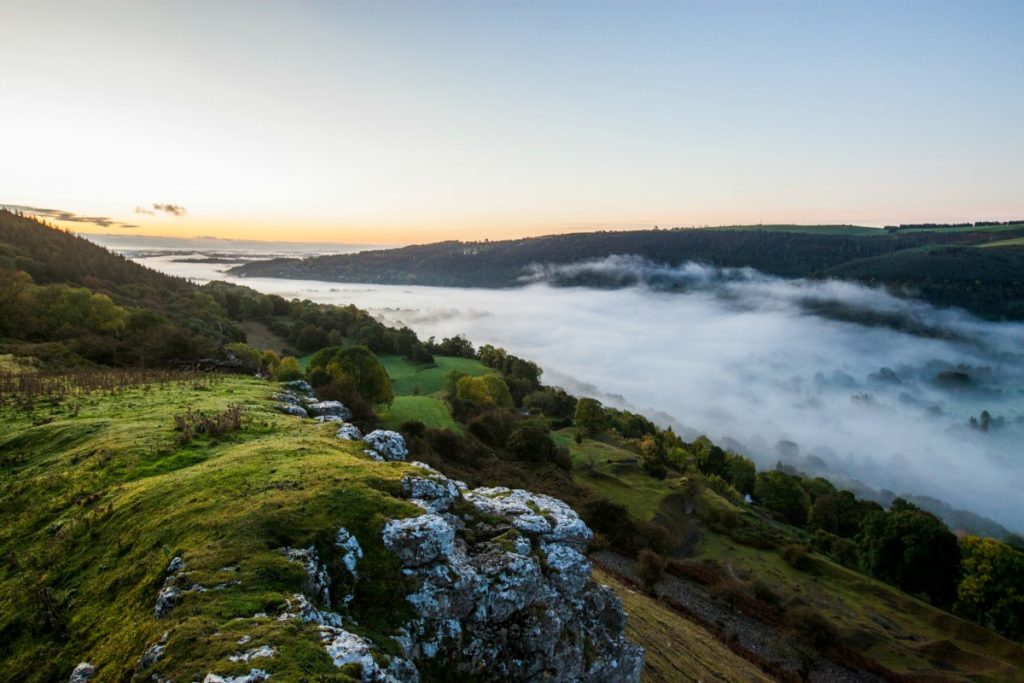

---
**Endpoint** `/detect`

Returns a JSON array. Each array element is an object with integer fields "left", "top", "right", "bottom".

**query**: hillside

[
  {"left": 0, "top": 375, "right": 646, "bottom": 682},
  {"left": 229, "top": 223, "right": 1024, "bottom": 320},
  {"left": 4, "top": 215, "right": 1024, "bottom": 682}
]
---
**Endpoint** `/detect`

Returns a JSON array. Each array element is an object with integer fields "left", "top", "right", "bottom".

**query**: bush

[
  {"left": 274, "top": 356, "right": 302, "bottom": 381},
  {"left": 637, "top": 549, "right": 667, "bottom": 594},
  {"left": 173, "top": 404, "right": 244, "bottom": 445},
  {"left": 780, "top": 543, "right": 812, "bottom": 571},
  {"left": 710, "top": 580, "right": 749, "bottom": 609},
  {"left": 749, "top": 578, "right": 782, "bottom": 607},
  {"left": 784, "top": 606, "right": 837, "bottom": 648}
]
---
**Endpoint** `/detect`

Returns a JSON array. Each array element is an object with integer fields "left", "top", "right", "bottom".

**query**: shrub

[
  {"left": 637, "top": 549, "right": 667, "bottom": 594},
  {"left": 173, "top": 404, "right": 244, "bottom": 445},
  {"left": 749, "top": 578, "right": 782, "bottom": 607},
  {"left": 784, "top": 606, "right": 837, "bottom": 648},
  {"left": 709, "top": 580, "right": 749, "bottom": 609},
  {"left": 274, "top": 356, "right": 302, "bottom": 381},
  {"left": 780, "top": 543, "right": 812, "bottom": 571}
]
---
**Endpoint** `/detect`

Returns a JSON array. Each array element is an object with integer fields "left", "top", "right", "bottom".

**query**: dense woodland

[
  {"left": 3, "top": 209, "right": 1024, "bottom": 666},
  {"left": 232, "top": 223, "right": 1024, "bottom": 320}
]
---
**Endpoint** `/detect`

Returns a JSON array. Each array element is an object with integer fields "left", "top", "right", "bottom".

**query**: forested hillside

[
  {"left": 230, "top": 223, "right": 1024, "bottom": 320},
  {"left": 3, "top": 214, "right": 1024, "bottom": 682}
]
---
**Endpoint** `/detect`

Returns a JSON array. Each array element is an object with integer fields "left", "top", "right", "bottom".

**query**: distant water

[{"left": 101, "top": 237, "right": 1024, "bottom": 532}]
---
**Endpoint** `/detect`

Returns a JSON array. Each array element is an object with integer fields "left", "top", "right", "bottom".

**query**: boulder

[
  {"left": 308, "top": 400, "right": 352, "bottom": 420},
  {"left": 283, "top": 379, "right": 315, "bottom": 397},
  {"left": 401, "top": 474, "right": 461, "bottom": 513},
  {"left": 275, "top": 403, "right": 308, "bottom": 418},
  {"left": 69, "top": 663, "right": 95, "bottom": 683},
  {"left": 462, "top": 487, "right": 593, "bottom": 550},
  {"left": 362, "top": 430, "right": 408, "bottom": 461},
  {"left": 336, "top": 423, "right": 363, "bottom": 441}
]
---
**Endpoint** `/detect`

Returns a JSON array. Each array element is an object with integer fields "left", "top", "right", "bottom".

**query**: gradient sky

[{"left": 2, "top": 1, "right": 1022, "bottom": 244}]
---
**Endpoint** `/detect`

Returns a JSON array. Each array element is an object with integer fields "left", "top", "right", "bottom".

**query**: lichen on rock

[{"left": 362, "top": 430, "right": 408, "bottom": 461}]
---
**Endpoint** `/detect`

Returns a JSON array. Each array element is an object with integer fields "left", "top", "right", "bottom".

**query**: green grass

[
  {"left": 897, "top": 222, "right": 1024, "bottom": 234},
  {"left": 692, "top": 497, "right": 1024, "bottom": 681},
  {"left": 380, "top": 355, "right": 493, "bottom": 397},
  {"left": 379, "top": 396, "right": 461, "bottom": 432},
  {"left": 593, "top": 568, "right": 773, "bottom": 683},
  {"left": 0, "top": 376, "right": 428, "bottom": 682},
  {"left": 553, "top": 430, "right": 680, "bottom": 522},
  {"left": 979, "top": 236, "right": 1024, "bottom": 248}
]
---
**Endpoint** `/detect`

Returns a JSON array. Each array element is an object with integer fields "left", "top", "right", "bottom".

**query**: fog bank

[{"left": 132, "top": 250, "right": 1024, "bottom": 532}]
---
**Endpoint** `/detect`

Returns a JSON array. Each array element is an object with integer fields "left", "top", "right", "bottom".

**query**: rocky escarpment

[
  {"left": 383, "top": 464, "right": 644, "bottom": 681},
  {"left": 259, "top": 462, "right": 644, "bottom": 682},
  {"left": 132, "top": 383, "right": 644, "bottom": 682}
]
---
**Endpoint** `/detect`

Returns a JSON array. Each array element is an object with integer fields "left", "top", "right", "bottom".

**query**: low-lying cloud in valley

[{"left": 135, "top": 249, "right": 1024, "bottom": 532}]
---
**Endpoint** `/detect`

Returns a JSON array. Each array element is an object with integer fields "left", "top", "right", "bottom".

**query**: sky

[{"left": 1, "top": 0, "right": 1022, "bottom": 244}]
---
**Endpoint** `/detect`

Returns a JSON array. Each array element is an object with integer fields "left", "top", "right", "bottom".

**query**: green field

[
  {"left": 0, "top": 376, "right": 422, "bottom": 682},
  {"left": 380, "top": 355, "right": 493, "bottom": 396},
  {"left": 553, "top": 429, "right": 680, "bottom": 522},
  {"left": 979, "top": 236, "right": 1024, "bottom": 248},
  {"left": 898, "top": 222, "right": 1024, "bottom": 234},
  {"left": 379, "top": 395, "right": 461, "bottom": 432}
]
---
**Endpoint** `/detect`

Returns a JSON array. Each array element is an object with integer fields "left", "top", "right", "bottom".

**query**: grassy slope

[
  {"left": 593, "top": 568, "right": 772, "bottom": 683},
  {"left": 552, "top": 430, "right": 678, "bottom": 522},
  {"left": 0, "top": 376, "right": 423, "bottom": 682},
  {"left": 379, "top": 395, "right": 462, "bottom": 432},
  {"left": 693, "top": 530, "right": 1024, "bottom": 681},
  {"left": 554, "top": 432, "right": 1024, "bottom": 681},
  {"left": 379, "top": 355, "right": 494, "bottom": 397}
]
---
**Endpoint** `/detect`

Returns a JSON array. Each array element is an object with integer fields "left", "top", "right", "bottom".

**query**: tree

[
  {"left": 505, "top": 424, "right": 559, "bottom": 463},
  {"left": 455, "top": 375, "right": 513, "bottom": 410},
  {"left": 955, "top": 536, "right": 1024, "bottom": 640},
  {"left": 724, "top": 453, "right": 757, "bottom": 494},
  {"left": 275, "top": 356, "right": 303, "bottom": 381},
  {"left": 310, "top": 345, "right": 393, "bottom": 405},
  {"left": 574, "top": 398, "right": 606, "bottom": 437},
  {"left": 859, "top": 499, "right": 961, "bottom": 607},
  {"left": 754, "top": 471, "right": 810, "bottom": 526}
]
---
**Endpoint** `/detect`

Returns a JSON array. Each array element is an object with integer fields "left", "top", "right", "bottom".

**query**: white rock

[
  {"left": 319, "top": 627, "right": 378, "bottom": 677},
  {"left": 203, "top": 669, "right": 270, "bottom": 683},
  {"left": 336, "top": 423, "right": 363, "bottom": 441},
  {"left": 308, "top": 400, "right": 352, "bottom": 420},
  {"left": 335, "top": 527, "right": 363, "bottom": 578},
  {"left": 283, "top": 380, "right": 315, "bottom": 397},
  {"left": 382, "top": 514, "right": 455, "bottom": 567},
  {"left": 463, "top": 487, "right": 593, "bottom": 549},
  {"left": 275, "top": 403, "right": 309, "bottom": 418},
  {"left": 154, "top": 585, "right": 180, "bottom": 617},
  {"left": 166, "top": 556, "right": 185, "bottom": 573},
  {"left": 69, "top": 662, "right": 95, "bottom": 683},
  {"left": 542, "top": 544, "right": 591, "bottom": 596},
  {"left": 362, "top": 430, "right": 408, "bottom": 461},
  {"left": 229, "top": 645, "right": 276, "bottom": 663},
  {"left": 401, "top": 474, "right": 460, "bottom": 513},
  {"left": 281, "top": 546, "right": 331, "bottom": 606}
]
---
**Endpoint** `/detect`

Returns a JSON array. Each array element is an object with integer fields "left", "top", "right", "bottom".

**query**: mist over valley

[{"left": 124, "top": 244, "right": 1024, "bottom": 534}]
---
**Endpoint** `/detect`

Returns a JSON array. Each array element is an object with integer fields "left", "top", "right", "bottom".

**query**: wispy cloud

[
  {"left": 2, "top": 204, "right": 137, "bottom": 229},
  {"left": 134, "top": 206, "right": 155, "bottom": 215},
  {"left": 152, "top": 203, "right": 186, "bottom": 216}
]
